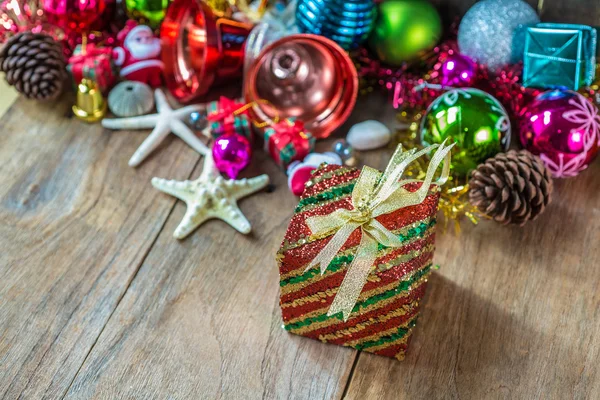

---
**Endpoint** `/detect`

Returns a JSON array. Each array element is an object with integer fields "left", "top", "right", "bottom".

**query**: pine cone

[
  {"left": 469, "top": 150, "right": 553, "bottom": 225},
  {"left": 0, "top": 32, "right": 66, "bottom": 101}
]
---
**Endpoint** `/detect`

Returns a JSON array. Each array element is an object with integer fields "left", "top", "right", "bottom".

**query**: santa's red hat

[{"left": 117, "top": 20, "right": 152, "bottom": 43}]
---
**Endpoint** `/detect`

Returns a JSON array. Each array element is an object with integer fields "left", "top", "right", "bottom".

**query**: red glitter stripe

[
  {"left": 370, "top": 342, "right": 410, "bottom": 358},
  {"left": 301, "top": 167, "right": 361, "bottom": 199},
  {"left": 280, "top": 193, "right": 439, "bottom": 273},
  {"left": 280, "top": 238, "right": 434, "bottom": 310},
  {"left": 325, "top": 308, "right": 419, "bottom": 346},
  {"left": 296, "top": 282, "right": 427, "bottom": 342},
  {"left": 281, "top": 252, "right": 433, "bottom": 321}
]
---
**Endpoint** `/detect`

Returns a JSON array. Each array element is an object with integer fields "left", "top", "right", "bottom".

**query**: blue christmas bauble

[
  {"left": 295, "top": 0, "right": 377, "bottom": 50},
  {"left": 457, "top": 0, "right": 539, "bottom": 70}
]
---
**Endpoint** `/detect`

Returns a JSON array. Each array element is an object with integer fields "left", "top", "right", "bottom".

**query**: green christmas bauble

[
  {"left": 420, "top": 88, "right": 511, "bottom": 176},
  {"left": 368, "top": 0, "right": 442, "bottom": 66},
  {"left": 125, "top": 0, "right": 170, "bottom": 27}
]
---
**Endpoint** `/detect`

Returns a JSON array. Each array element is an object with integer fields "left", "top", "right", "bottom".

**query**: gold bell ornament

[{"left": 72, "top": 78, "right": 107, "bottom": 123}]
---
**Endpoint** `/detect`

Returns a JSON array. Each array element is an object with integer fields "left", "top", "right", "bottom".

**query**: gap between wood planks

[{"left": 57, "top": 154, "right": 204, "bottom": 399}]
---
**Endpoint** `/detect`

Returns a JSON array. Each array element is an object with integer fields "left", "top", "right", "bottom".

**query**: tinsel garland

[{"left": 353, "top": 40, "right": 543, "bottom": 120}]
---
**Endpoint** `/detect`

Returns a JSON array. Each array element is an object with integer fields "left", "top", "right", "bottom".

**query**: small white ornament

[
  {"left": 108, "top": 81, "right": 154, "bottom": 117},
  {"left": 346, "top": 120, "right": 391, "bottom": 151},
  {"left": 152, "top": 152, "right": 270, "bottom": 239},
  {"left": 102, "top": 89, "right": 208, "bottom": 167}
]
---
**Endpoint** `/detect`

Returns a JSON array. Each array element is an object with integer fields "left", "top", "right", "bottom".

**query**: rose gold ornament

[
  {"left": 160, "top": 0, "right": 253, "bottom": 103},
  {"left": 244, "top": 34, "right": 358, "bottom": 139}
]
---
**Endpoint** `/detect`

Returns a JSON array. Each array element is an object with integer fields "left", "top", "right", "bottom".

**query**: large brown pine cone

[
  {"left": 0, "top": 32, "right": 66, "bottom": 101},
  {"left": 469, "top": 150, "right": 553, "bottom": 226}
]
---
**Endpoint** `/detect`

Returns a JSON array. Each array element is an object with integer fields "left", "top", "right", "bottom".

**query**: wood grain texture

[
  {"left": 61, "top": 149, "right": 354, "bottom": 400},
  {"left": 0, "top": 93, "right": 203, "bottom": 399}
]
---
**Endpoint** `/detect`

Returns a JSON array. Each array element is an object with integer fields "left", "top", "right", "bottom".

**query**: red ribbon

[{"left": 207, "top": 97, "right": 249, "bottom": 125}]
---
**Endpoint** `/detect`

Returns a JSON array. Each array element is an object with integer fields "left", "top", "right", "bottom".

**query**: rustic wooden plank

[
  {"left": 60, "top": 94, "right": 401, "bottom": 400},
  {"left": 344, "top": 161, "right": 600, "bottom": 398},
  {"left": 539, "top": 0, "right": 600, "bottom": 27},
  {"left": 0, "top": 93, "right": 203, "bottom": 399},
  {"left": 0, "top": 81, "right": 18, "bottom": 118},
  {"left": 60, "top": 151, "right": 353, "bottom": 400}
]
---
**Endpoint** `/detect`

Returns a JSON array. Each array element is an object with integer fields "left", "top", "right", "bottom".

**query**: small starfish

[
  {"left": 152, "top": 153, "right": 270, "bottom": 239},
  {"left": 102, "top": 89, "right": 209, "bottom": 167}
]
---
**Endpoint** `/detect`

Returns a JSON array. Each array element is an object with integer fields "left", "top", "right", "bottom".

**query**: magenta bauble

[
  {"left": 212, "top": 133, "right": 252, "bottom": 179},
  {"left": 519, "top": 90, "right": 600, "bottom": 178},
  {"left": 440, "top": 53, "right": 477, "bottom": 88}
]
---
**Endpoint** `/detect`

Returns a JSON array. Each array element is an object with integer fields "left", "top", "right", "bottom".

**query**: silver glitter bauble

[
  {"left": 107, "top": 81, "right": 154, "bottom": 117},
  {"left": 458, "top": 0, "right": 539, "bottom": 70}
]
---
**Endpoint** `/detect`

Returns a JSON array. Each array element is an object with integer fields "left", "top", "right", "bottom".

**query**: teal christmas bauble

[
  {"left": 420, "top": 88, "right": 511, "bottom": 175},
  {"left": 296, "top": 0, "right": 377, "bottom": 50}
]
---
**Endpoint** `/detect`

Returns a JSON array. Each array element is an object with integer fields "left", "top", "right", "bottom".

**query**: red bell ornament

[
  {"left": 244, "top": 34, "right": 358, "bottom": 139},
  {"left": 160, "top": 0, "right": 253, "bottom": 103}
]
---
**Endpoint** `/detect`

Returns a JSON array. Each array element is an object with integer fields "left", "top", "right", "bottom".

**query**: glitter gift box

[
  {"left": 206, "top": 97, "right": 253, "bottom": 140},
  {"left": 67, "top": 44, "right": 117, "bottom": 94},
  {"left": 276, "top": 143, "right": 452, "bottom": 360},
  {"left": 262, "top": 118, "right": 315, "bottom": 168},
  {"left": 523, "top": 23, "right": 597, "bottom": 90}
]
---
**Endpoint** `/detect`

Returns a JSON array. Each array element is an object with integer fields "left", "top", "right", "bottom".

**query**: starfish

[
  {"left": 151, "top": 152, "right": 270, "bottom": 239},
  {"left": 102, "top": 89, "right": 209, "bottom": 167}
]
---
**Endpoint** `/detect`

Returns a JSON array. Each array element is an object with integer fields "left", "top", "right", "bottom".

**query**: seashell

[
  {"left": 108, "top": 81, "right": 154, "bottom": 117},
  {"left": 346, "top": 120, "right": 391, "bottom": 151}
]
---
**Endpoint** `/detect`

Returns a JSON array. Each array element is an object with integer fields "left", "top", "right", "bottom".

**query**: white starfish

[
  {"left": 151, "top": 153, "right": 270, "bottom": 239},
  {"left": 102, "top": 89, "right": 209, "bottom": 167}
]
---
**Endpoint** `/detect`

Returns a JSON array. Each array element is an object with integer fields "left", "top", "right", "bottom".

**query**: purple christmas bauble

[
  {"left": 212, "top": 133, "right": 252, "bottom": 179},
  {"left": 441, "top": 53, "right": 477, "bottom": 87},
  {"left": 519, "top": 90, "right": 600, "bottom": 178}
]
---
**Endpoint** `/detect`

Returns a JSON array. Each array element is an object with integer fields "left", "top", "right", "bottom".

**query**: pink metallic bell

[{"left": 244, "top": 34, "right": 358, "bottom": 139}]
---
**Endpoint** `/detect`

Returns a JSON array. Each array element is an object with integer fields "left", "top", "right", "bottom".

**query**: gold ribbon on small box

[{"left": 305, "top": 140, "right": 454, "bottom": 321}]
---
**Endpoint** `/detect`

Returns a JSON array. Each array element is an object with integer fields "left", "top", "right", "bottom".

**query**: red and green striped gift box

[{"left": 276, "top": 163, "right": 440, "bottom": 360}]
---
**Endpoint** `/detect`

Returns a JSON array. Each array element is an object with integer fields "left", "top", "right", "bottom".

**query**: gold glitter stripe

[
  {"left": 395, "top": 350, "right": 407, "bottom": 361},
  {"left": 317, "top": 301, "right": 418, "bottom": 342},
  {"left": 279, "top": 217, "right": 433, "bottom": 280},
  {"left": 287, "top": 276, "right": 427, "bottom": 336},
  {"left": 344, "top": 314, "right": 418, "bottom": 348},
  {"left": 364, "top": 329, "right": 414, "bottom": 354},
  {"left": 286, "top": 285, "right": 413, "bottom": 333},
  {"left": 304, "top": 166, "right": 355, "bottom": 188},
  {"left": 279, "top": 242, "right": 434, "bottom": 297},
  {"left": 283, "top": 269, "right": 432, "bottom": 336},
  {"left": 281, "top": 260, "right": 432, "bottom": 310}
]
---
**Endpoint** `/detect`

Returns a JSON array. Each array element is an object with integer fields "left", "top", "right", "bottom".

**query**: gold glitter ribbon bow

[{"left": 305, "top": 140, "right": 454, "bottom": 321}]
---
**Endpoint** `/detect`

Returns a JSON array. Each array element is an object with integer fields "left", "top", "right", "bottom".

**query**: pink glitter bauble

[
  {"left": 212, "top": 133, "right": 252, "bottom": 179},
  {"left": 519, "top": 90, "right": 600, "bottom": 178},
  {"left": 440, "top": 53, "right": 477, "bottom": 87}
]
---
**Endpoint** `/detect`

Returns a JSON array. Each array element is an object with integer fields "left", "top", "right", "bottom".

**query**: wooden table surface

[{"left": 1, "top": 89, "right": 599, "bottom": 400}]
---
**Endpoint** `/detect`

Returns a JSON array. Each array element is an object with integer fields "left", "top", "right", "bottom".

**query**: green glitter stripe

[
  {"left": 280, "top": 220, "right": 436, "bottom": 287},
  {"left": 295, "top": 182, "right": 356, "bottom": 213},
  {"left": 355, "top": 319, "right": 417, "bottom": 350},
  {"left": 284, "top": 264, "right": 432, "bottom": 331}
]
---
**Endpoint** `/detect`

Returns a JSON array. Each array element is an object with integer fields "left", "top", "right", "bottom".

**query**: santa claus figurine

[{"left": 113, "top": 21, "right": 164, "bottom": 87}]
